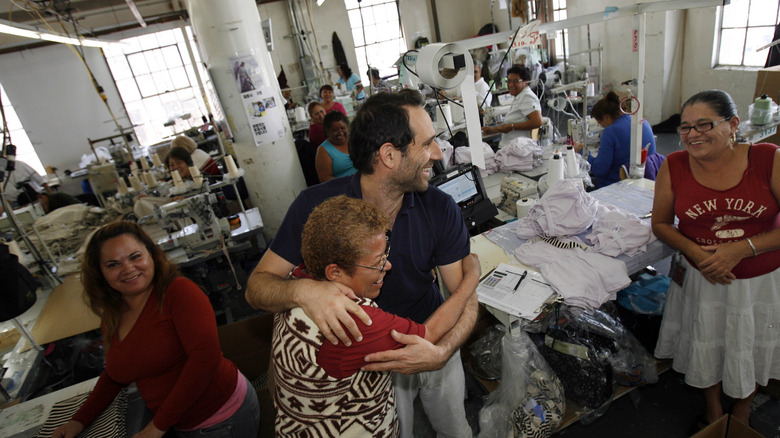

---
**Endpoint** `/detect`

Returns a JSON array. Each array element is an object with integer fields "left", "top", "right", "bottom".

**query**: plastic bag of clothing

[
  {"left": 617, "top": 272, "right": 670, "bottom": 316},
  {"left": 468, "top": 323, "right": 505, "bottom": 381},
  {"left": 478, "top": 330, "right": 565, "bottom": 438}
]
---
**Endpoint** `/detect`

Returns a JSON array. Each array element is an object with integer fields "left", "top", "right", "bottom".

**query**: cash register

[{"left": 430, "top": 163, "right": 498, "bottom": 232}]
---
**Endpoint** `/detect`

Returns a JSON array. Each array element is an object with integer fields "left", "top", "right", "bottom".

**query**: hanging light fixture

[{"left": 0, "top": 19, "right": 116, "bottom": 48}]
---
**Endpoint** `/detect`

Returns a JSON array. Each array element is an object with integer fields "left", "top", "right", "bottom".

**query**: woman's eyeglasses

[
  {"left": 676, "top": 117, "right": 731, "bottom": 135},
  {"left": 354, "top": 242, "right": 391, "bottom": 273}
]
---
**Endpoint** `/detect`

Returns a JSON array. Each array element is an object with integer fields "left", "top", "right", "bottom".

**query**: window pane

[
  {"left": 145, "top": 50, "right": 165, "bottom": 73},
  {"left": 748, "top": 0, "right": 779, "bottom": 26},
  {"left": 0, "top": 83, "right": 44, "bottom": 175},
  {"left": 161, "top": 46, "right": 183, "bottom": 68},
  {"left": 127, "top": 52, "right": 150, "bottom": 75},
  {"left": 362, "top": 7, "right": 376, "bottom": 25},
  {"left": 156, "top": 29, "right": 177, "bottom": 46},
  {"left": 384, "top": 3, "right": 398, "bottom": 21},
  {"left": 366, "top": 24, "right": 378, "bottom": 44},
  {"left": 170, "top": 66, "right": 190, "bottom": 89},
  {"left": 107, "top": 56, "right": 133, "bottom": 80},
  {"left": 352, "top": 28, "right": 365, "bottom": 46},
  {"left": 136, "top": 74, "right": 158, "bottom": 97},
  {"left": 718, "top": 28, "right": 746, "bottom": 65},
  {"left": 152, "top": 71, "right": 174, "bottom": 93},
  {"left": 722, "top": 0, "right": 749, "bottom": 28},
  {"left": 744, "top": 26, "right": 775, "bottom": 66},
  {"left": 116, "top": 78, "right": 142, "bottom": 102},
  {"left": 348, "top": 10, "right": 363, "bottom": 29},
  {"left": 138, "top": 33, "right": 160, "bottom": 51},
  {"left": 345, "top": 0, "right": 359, "bottom": 9}
]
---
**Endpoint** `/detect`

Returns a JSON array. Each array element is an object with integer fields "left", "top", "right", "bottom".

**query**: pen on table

[{"left": 513, "top": 270, "right": 527, "bottom": 292}]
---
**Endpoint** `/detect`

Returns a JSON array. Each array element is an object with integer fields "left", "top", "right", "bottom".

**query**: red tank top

[{"left": 669, "top": 143, "right": 780, "bottom": 278}]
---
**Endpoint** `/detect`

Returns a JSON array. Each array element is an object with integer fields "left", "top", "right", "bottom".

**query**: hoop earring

[
  {"left": 731, "top": 132, "right": 737, "bottom": 146},
  {"left": 678, "top": 139, "right": 685, "bottom": 149}
]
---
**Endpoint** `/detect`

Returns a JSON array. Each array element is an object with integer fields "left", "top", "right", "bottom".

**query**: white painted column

[
  {"left": 630, "top": 12, "right": 647, "bottom": 178},
  {"left": 186, "top": 0, "right": 306, "bottom": 238}
]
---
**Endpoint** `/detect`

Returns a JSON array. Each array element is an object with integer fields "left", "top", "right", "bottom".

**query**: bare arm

[
  {"left": 362, "top": 254, "right": 481, "bottom": 374},
  {"left": 245, "top": 249, "right": 371, "bottom": 345},
  {"left": 422, "top": 254, "right": 480, "bottom": 343},
  {"left": 482, "top": 110, "right": 543, "bottom": 135},
  {"left": 314, "top": 146, "right": 334, "bottom": 182},
  {"left": 651, "top": 161, "right": 733, "bottom": 284}
]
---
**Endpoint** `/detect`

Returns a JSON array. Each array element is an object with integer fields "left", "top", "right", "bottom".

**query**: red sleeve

[
  {"left": 316, "top": 305, "right": 426, "bottom": 379},
  {"left": 152, "top": 278, "right": 226, "bottom": 431},
  {"left": 70, "top": 371, "right": 125, "bottom": 427}
]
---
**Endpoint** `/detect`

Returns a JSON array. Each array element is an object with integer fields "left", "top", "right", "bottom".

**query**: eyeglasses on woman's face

[
  {"left": 676, "top": 117, "right": 731, "bottom": 135},
  {"left": 354, "top": 241, "right": 391, "bottom": 273}
]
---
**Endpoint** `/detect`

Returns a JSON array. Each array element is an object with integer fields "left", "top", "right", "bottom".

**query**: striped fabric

[{"left": 36, "top": 389, "right": 127, "bottom": 438}]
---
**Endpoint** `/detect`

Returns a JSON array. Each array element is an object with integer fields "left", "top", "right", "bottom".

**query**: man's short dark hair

[{"left": 348, "top": 90, "right": 424, "bottom": 175}]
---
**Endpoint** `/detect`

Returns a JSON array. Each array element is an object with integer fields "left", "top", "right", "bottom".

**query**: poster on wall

[{"left": 230, "top": 54, "right": 285, "bottom": 146}]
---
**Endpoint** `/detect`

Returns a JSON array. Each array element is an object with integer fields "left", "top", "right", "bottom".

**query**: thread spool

[
  {"left": 152, "top": 153, "right": 163, "bottom": 168},
  {"left": 130, "top": 161, "right": 139, "bottom": 173},
  {"left": 436, "top": 104, "right": 452, "bottom": 130},
  {"left": 129, "top": 174, "right": 144, "bottom": 192},
  {"left": 193, "top": 176, "right": 203, "bottom": 187},
  {"left": 565, "top": 145, "right": 578, "bottom": 178},
  {"left": 141, "top": 157, "right": 150, "bottom": 171},
  {"left": 117, "top": 177, "right": 129, "bottom": 195},
  {"left": 145, "top": 171, "right": 157, "bottom": 188},
  {"left": 516, "top": 198, "right": 534, "bottom": 219},
  {"left": 171, "top": 169, "right": 185, "bottom": 190},
  {"left": 548, "top": 151, "right": 564, "bottom": 186},
  {"left": 294, "top": 106, "right": 307, "bottom": 123},
  {"left": 189, "top": 166, "right": 201, "bottom": 178},
  {"left": 225, "top": 155, "right": 240, "bottom": 178}
]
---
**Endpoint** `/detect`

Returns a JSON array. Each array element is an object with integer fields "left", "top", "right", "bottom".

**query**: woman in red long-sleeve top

[{"left": 51, "top": 221, "right": 259, "bottom": 438}]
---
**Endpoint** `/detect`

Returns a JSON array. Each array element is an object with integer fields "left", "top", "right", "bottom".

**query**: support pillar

[{"left": 187, "top": 0, "right": 306, "bottom": 239}]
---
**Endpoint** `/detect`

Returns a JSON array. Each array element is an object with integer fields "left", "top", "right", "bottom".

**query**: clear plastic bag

[{"left": 478, "top": 330, "right": 565, "bottom": 438}]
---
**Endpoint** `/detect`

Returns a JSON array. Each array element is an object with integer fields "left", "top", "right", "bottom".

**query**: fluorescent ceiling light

[
  {"left": 0, "top": 19, "right": 116, "bottom": 48},
  {"left": 317, "top": 0, "right": 326, "bottom": 5}
]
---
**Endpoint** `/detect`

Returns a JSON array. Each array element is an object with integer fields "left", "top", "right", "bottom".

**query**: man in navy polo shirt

[{"left": 246, "top": 91, "right": 479, "bottom": 438}]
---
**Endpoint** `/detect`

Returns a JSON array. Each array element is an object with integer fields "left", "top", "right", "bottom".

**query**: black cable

[{"left": 402, "top": 49, "right": 420, "bottom": 78}]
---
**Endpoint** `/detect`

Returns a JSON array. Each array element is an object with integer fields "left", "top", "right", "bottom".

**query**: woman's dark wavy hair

[
  {"left": 81, "top": 221, "right": 180, "bottom": 348},
  {"left": 681, "top": 89, "right": 738, "bottom": 119},
  {"left": 319, "top": 84, "right": 334, "bottom": 98},
  {"left": 339, "top": 63, "right": 353, "bottom": 79},
  {"left": 507, "top": 65, "right": 531, "bottom": 81},
  {"left": 323, "top": 111, "right": 349, "bottom": 131},
  {"left": 165, "top": 146, "right": 193, "bottom": 169},
  {"left": 348, "top": 90, "right": 423, "bottom": 174},
  {"left": 591, "top": 91, "right": 622, "bottom": 122}
]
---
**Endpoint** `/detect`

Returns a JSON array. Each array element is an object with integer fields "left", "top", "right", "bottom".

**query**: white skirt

[{"left": 655, "top": 256, "right": 780, "bottom": 399}]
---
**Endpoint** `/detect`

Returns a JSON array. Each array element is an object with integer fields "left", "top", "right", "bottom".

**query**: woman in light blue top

[
  {"left": 315, "top": 111, "right": 357, "bottom": 182},
  {"left": 337, "top": 63, "right": 365, "bottom": 100}
]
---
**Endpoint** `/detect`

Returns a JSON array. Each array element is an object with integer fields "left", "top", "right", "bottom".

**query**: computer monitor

[{"left": 430, "top": 163, "right": 498, "bottom": 232}]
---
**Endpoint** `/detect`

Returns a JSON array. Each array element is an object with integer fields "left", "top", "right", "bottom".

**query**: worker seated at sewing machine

[{"left": 131, "top": 146, "right": 212, "bottom": 219}]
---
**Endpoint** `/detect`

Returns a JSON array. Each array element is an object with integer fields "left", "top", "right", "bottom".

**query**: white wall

[
  {"left": 681, "top": 7, "right": 757, "bottom": 119},
  {"left": 0, "top": 45, "right": 127, "bottom": 194}
]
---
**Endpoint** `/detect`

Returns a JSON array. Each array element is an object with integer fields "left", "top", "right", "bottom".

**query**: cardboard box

[
  {"left": 217, "top": 313, "right": 274, "bottom": 381},
  {"left": 753, "top": 65, "right": 780, "bottom": 145},
  {"left": 691, "top": 414, "right": 763, "bottom": 438},
  {"left": 217, "top": 312, "right": 275, "bottom": 436}
]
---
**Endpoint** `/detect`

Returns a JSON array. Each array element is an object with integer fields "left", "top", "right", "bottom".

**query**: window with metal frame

[
  {"left": 103, "top": 27, "right": 213, "bottom": 146},
  {"left": 345, "top": 0, "right": 407, "bottom": 89},
  {"left": 716, "top": 0, "right": 779, "bottom": 68}
]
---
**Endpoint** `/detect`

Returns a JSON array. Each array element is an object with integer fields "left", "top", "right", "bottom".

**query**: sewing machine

[{"left": 153, "top": 193, "right": 229, "bottom": 255}]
